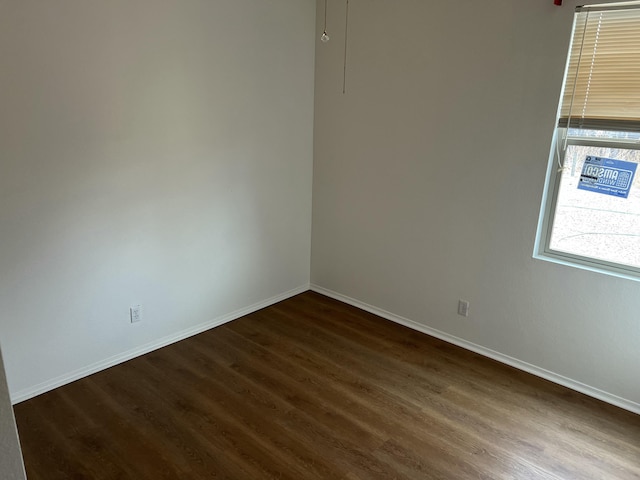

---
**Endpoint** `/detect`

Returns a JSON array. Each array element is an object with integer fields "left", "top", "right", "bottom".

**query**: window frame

[
  {"left": 535, "top": 2, "right": 640, "bottom": 281},
  {"left": 536, "top": 131, "right": 640, "bottom": 281}
]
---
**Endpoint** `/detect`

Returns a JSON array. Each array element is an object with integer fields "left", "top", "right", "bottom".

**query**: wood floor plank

[
  {"left": 223, "top": 311, "right": 512, "bottom": 478},
  {"left": 182, "top": 332, "right": 401, "bottom": 479},
  {"left": 13, "top": 291, "right": 640, "bottom": 479},
  {"left": 143, "top": 346, "right": 336, "bottom": 479},
  {"left": 89, "top": 359, "right": 262, "bottom": 479}
]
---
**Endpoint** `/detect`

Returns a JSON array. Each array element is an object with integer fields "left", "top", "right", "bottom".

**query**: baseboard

[
  {"left": 11, "top": 284, "right": 310, "bottom": 404},
  {"left": 310, "top": 284, "right": 640, "bottom": 416}
]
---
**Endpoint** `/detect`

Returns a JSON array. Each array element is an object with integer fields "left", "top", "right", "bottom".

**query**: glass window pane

[
  {"left": 549, "top": 144, "right": 640, "bottom": 269},
  {"left": 568, "top": 128, "right": 640, "bottom": 141}
]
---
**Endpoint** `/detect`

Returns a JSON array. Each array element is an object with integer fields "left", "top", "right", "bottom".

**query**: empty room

[{"left": 1, "top": 0, "right": 640, "bottom": 478}]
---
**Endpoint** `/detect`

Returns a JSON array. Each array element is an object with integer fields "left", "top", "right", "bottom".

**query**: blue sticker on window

[{"left": 577, "top": 156, "right": 637, "bottom": 198}]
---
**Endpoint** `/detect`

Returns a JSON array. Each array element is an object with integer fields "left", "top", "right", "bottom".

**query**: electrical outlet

[
  {"left": 130, "top": 305, "right": 142, "bottom": 323},
  {"left": 457, "top": 300, "right": 469, "bottom": 317}
]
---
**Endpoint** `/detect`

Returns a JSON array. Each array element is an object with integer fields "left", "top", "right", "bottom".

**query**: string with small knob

[{"left": 321, "top": 0, "right": 330, "bottom": 42}]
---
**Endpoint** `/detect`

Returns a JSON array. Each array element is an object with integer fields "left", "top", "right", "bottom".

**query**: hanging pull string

[
  {"left": 324, "top": 0, "right": 327, "bottom": 31},
  {"left": 581, "top": 13, "right": 602, "bottom": 126},
  {"left": 343, "top": 0, "right": 349, "bottom": 94},
  {"left": 559, "top": 10, "right": 590, "bottom": 172},
  {"left": 321, "top": 0, "right": 330, "bottom": 42}
]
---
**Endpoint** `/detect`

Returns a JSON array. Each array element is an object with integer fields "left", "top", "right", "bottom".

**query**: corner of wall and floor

[
  {"left": 2, "top": 0, "right": 640, "bottom": 440},
  {"left": 0, "top": 0, "right": 316, "bottom": 406},
  {"left": 310, "top": 0, "right": 640, "bottom": 416}
]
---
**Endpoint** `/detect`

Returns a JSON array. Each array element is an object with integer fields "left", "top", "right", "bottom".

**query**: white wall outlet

[
  {"left": 457, "top": 300, "right": 469, "bottom": 317},
  {"left": 130, "top": 305, "right": 142, "bottom": 323}
]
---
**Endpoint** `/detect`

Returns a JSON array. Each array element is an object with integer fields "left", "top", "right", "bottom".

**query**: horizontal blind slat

[{"left": 559, "top": 5, "right": 640, "bottom": 130}]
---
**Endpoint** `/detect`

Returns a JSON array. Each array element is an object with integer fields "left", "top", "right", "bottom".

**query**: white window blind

[{"left": 559, "top": 3, "right": 640, "bottom": 131}]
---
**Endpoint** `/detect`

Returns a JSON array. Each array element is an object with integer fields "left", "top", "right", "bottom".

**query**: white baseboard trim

[
  {"left": 11, "top": 284, "right": 309, "bottom": 405},
  {"left": 310, "top": 284, "right": 640, "bottom": 416}
]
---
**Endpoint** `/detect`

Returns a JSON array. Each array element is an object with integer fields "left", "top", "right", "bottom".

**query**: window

[{"left": 536, "top": 2, "right": 640, "bottom": 278}]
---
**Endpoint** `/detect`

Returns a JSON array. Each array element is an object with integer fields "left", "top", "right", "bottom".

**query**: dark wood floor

[{"left": 13, "top": 291, "right": 640, "bottom": 479}]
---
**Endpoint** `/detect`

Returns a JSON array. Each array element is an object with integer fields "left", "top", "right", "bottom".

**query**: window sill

[{"left": 533, "top": 250, "right": 640, "bottom": 283}]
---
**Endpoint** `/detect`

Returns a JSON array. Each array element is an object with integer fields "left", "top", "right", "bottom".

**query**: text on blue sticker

[{"left": 578, "top": 156, "right": 637, "bottom": 198}]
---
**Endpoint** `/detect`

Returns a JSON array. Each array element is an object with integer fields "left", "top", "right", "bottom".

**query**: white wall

[
  {"left": 0, "top": 348, "right": 25, "bottom": 479},
  {"left": 312, "top": 0, "right": 640, "bottom": 411},
  {"left": 3, "top": 0, "right": 638, "bottom": 418},
  {"left": 0, "top": 0, "right": 315, "bottom": 400}
]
